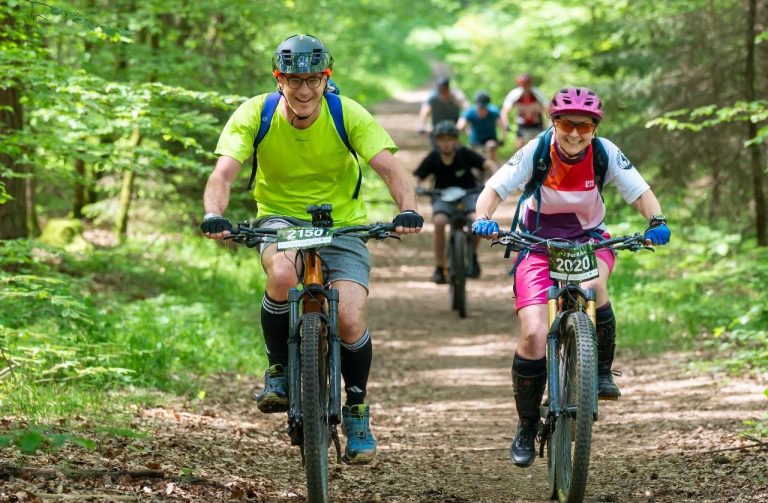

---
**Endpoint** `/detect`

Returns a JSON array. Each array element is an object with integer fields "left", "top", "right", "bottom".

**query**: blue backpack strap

[
  {"left": 325, "top": 92, "right": 362, "bottom": 199},
  {"left": 247, "top": 92, "right": 282, "bottom": 191}
]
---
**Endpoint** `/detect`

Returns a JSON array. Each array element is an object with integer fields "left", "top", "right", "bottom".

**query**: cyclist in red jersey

[{"left": 501, "top": 74, "right": 548, "bottom": 150}]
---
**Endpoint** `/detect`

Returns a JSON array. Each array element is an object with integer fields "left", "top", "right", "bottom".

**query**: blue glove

[
  {"left": 644, "top": 222, "right": 670, "bottom": 245},
  {"left": 472, "top": 218, "right": 499, "bottom": 237}
]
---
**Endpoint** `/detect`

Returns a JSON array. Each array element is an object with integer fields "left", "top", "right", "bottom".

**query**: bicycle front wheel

[
  {"left": 448, "top": 229, "right": 467, "bottom": 318},
  {"left": 552, "top": 311, "right": 596, "bottom": 503},
  {"left": 300, "top": 312, "right": 330, "bottom": 503}
]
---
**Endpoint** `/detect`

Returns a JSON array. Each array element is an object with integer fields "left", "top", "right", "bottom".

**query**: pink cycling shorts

[{"left": 513, "top": 247, "right": 616, "bottom": 311}]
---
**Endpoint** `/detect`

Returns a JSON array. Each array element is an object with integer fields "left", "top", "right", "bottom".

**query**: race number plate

[
  {"left": 547, "top": 243, "right": 599, "bottom": 281},
  {"left": 276, "top": 227, "right": 333, "bottom": 250}
]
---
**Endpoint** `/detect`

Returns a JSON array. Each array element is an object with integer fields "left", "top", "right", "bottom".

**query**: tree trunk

[
  {"left": 115, "top": 128, "right": 141, "bottom": 241},
  {"left": 26, "top": 173, "right": 40, "bottom": 237},
  {"left": 0, "top": 83, "right": 28, "bottom": 240},
  {"left": 745, "top": 0, "right": 767, "bottom": 245},
  {"left": 73, "top": 158, "right": 86, "bottom": 219}
]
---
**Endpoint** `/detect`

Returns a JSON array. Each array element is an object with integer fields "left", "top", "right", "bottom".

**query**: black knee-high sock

[
  {"left": 261, "top": 294, "right": 289, "bottom": 367},
  {"left": 596, "top": 302, "right": 616, "bottom": 342},
  {"left": 341, "top": 328, "right": 372, "bottom": 406}
]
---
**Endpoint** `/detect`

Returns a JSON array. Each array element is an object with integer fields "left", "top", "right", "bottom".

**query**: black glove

[
  {"left": 393, "top": 210, "right": 424, "bottom": 230},
  {"left": 200, "top": 215, "right": 233, "bottom": 234}
]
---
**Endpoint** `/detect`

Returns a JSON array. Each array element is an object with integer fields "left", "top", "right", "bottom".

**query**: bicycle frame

[
  {"left": 286, "top": 245, "right": 343, "bottom": 448},
  {"left": 493, "top": 230, "right": 650, "bottom": 503}
]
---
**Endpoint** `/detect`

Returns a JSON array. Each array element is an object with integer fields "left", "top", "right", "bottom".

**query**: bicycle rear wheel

[
  {"left": 448, "top": 229, "right": 467, "bottom": 318},
  {"left": 300, "top": 312, "right": 330, "bottom": 503},
  {"left": 551, "top": 311, "right": 596, "bottom": 503}
]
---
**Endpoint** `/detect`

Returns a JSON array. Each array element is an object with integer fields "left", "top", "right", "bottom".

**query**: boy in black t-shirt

[{"left": 413, "top": 120, "right": 498, "bottom": 283}]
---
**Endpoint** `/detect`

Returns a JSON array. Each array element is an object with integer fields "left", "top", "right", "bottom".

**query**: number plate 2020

[
  {"left": 547, "top": 243, "right": 599, "bottom": 282},
  {"left": 276, "top": 227, "right": 333, "bottom": 250}
]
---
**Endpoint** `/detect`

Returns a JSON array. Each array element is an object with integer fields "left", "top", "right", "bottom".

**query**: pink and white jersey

[{"left": 487, "top": 135, "right": 650, "bottom": 240}]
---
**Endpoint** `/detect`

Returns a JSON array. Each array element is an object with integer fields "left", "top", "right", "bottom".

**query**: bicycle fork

[
  {"left": 286, "top": 252, "right": 343, "bottom": 463},
  {"left": 539, "top": 286, "right": 599, "bottom": 456}
]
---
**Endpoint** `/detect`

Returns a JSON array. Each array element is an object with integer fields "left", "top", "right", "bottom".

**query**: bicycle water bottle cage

[{"left": 307, "top": 204, "right": 334, "bottom": 228}]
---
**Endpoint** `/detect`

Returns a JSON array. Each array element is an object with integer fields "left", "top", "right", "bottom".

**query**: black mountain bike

[
  {"left": 494, "top": 230, "right": 651, "bottom": 503},
  {"left": 227, "top": 205, "right": 397, "bottom": 503},
  {"left": 417, "top": 186, "right": 480, "bottom": 318}
]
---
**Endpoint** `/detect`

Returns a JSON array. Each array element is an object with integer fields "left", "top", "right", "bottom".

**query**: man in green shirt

[{"left": 201, "top": 34, "right": 423, "bottom": 465}]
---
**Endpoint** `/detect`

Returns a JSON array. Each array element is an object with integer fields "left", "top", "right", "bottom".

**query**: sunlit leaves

[
  {"left": 647, "top": 101, "right": 768, "bottom": 146},
  {"left": 28, "top": 0, "right": 131, "bottom": 39}
]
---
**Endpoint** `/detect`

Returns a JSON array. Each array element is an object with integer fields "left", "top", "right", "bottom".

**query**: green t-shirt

[{"left": 215, "top": 94, "right": 398, "bottom": 226}]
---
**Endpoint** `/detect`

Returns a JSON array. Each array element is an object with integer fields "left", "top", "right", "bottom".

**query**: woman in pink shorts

[{"left": 471, "top": 87, "right": 671, "bottom": 468}]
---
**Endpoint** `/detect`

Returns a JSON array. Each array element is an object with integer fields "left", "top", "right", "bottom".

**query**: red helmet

[
  {"left": 548, "top": 87, "right": 604, "bottom": 121},
  {"left": 516, "top": 73, "right": 532, "bottom": 86}
]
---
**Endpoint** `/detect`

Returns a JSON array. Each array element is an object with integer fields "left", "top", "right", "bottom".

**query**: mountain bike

[
  {"left": 494, "top": 230, "right": 651, "bottom": 503},
  {"left": 227, "top": 204, "right": 397, "bottom": 503},
  {"left": 417, "top": 186, "right": 480, "bottom": 318}
]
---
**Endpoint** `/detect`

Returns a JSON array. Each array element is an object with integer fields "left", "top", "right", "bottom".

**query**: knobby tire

[
  {"left": 552, "top": 311, "right": 595, "bottom": 503},
  {"left": 449, "top": 229, "right": 467, "bottom": 318},
  {"left": 301, "top": 312, "right": 330, "bottom": 503}
]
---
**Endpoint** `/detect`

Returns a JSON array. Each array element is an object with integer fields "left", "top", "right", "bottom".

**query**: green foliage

[
  {"left": 647, "top": 100, "right": 768, "bottom": 146},
  {"left": 611, "top": 220, "right": 768, "bottom": 358},
  {"left": 0, "top": 425, "right": 95, "bottom": 454},
  {"left": 0, "top": 181, "right": 9, "bottom": 204},
  {"left": 0, "top": 235, "right": 267, "bottom": 424}
]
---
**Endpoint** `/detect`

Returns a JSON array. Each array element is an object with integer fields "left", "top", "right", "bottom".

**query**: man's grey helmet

[{"left": 272, "top": 34, "right": 333, "bottom": 74}]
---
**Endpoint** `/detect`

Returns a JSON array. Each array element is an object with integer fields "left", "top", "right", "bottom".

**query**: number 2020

[{"left": 556, "top": 256, "right": 591, "bottom": 272}]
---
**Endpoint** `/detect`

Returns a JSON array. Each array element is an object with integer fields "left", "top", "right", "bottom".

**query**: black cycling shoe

[
  {"left": 431, "top": 266, "right": 447, "bottom": 284},
  {"left": 598, "top": 364, "right": 621, "bottom": 400},
  {"left": 510, "top": 419, "right": 539, "bottom": 467},
  {"left": 254, "top": 364, "right": 289, "bottom": 413}
]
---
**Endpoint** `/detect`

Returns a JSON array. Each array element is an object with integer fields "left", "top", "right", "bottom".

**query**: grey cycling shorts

[
  {"left": 256, "top": 216, "right": 372, "bottom": 291},
  {"left": 432, "top": 192, "right": 479, "bottom": 217}
]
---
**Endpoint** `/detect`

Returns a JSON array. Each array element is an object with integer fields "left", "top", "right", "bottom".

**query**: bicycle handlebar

[
  {"left": 225, "top": 221, "right": 398, "bottom": 248},
  {"left": 493, "top": 230, "right": 654, "bottom": 253}
]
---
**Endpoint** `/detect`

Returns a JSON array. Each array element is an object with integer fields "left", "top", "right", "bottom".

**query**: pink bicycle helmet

[{"left": 548, "top": 87, "right": 604, "bottom": 121}]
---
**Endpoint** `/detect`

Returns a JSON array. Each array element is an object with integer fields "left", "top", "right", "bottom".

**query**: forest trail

[{"left": 3, "top": 91, "right": 767, "bottom": 503}]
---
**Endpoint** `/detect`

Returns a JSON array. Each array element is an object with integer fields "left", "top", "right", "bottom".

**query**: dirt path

[{"left": 3, "top": 92, "right": 768, "bottom": 503}]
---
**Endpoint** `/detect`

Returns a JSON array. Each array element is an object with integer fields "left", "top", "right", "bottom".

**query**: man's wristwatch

[
  {"left": 203, "top": 212, "right": 222, "bottom": 221},
  {"left": 648, "top": 213, "right": 667, "bottom": 227}
]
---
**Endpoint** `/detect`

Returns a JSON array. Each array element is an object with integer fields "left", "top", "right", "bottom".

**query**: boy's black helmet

[
  {"left": 434, "top": 120, "right": 459, "bottom": 137},
  {"left": 272, "top": 34, "right": 333, "bottom": 74}
]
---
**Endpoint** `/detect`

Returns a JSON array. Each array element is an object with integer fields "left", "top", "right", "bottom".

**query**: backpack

[
  {"left": 505, "top": 126, "right": 609, "bottom": 257},
  {"left": 246, "top": 91, "right": 360, "bottom": 197}
]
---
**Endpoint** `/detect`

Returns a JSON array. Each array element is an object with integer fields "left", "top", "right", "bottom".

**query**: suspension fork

[
  {"left": 287, "top": 250, "right": 328, "bottom": 434},
  {"left": 546, "top": 286, "right": 561, "bottom": 416},
  {"left": 326, "top": 288, "right": 341, "bottom": 424}
]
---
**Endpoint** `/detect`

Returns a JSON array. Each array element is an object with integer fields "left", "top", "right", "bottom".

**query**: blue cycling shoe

[
  {"left": 254, "top": 364, "right": 289, "bottom": 413},
  {"left": 342, "top": 404, "right": 377, "bottom": 464}
]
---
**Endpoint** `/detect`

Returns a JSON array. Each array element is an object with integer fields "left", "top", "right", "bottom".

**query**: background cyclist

[
  {"left": 472, "top": 86, "right": 670, "bottom": 468},
  {"left": 418, "top": 76, "right": 469, "bottom": 149},
  {"left": 414, "top": 120, "right": 497, "bottom": 284},
  {"left": 200, "top": 34, "right": 423, "bottom": 465},
  {"left": 457, "top": 90, "right": 505, "bottom": 164},
  {"left": 500, "top": 73, "right": 548, "bottom": 151}
]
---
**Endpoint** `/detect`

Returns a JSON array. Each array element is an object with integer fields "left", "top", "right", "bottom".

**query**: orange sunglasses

[{"left": 554, "top": 119, "right": 597, "bottom": 135}]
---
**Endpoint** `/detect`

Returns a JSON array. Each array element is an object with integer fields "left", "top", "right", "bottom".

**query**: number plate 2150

[{"left": 276, "top": 227, "right": 333, "bottom": 250}]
